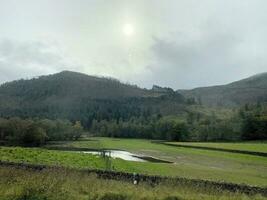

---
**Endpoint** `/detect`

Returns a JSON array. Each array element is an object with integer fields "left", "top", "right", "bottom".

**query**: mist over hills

[
  {"left": 0, "top": 70, "right": 266, "bottom": 124},
  {"left": 179, "top": 72, "right": 267, "bottom": 107},
  {"left": 0, "top": 71, "right": 161, "bottom": 99}
]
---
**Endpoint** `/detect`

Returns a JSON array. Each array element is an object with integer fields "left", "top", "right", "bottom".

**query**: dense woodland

[
  {"left": 0, "top": 71, "right": 185, "bottom": 129},
  {"left": 90, "top": 103, "right": 267, "bottom": 141},
  {"left": 0, "top": 71, "right": 266, "bottom": 145},
  {"left": 0, "top": 104, "right": 266, "bottom": 146},
  {"left": 0, "top": 118, "right": 83, "bottom": 146}
]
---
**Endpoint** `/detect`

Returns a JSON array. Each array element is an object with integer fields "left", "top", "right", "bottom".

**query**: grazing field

[
  {"left": 45, "top": 138, "right": 267, "bottom": 187},
  {"left": 1, "top": 137, "right": 267, "bottom": 188},
  {"left": 165, "top": 141, "right": 267, "bottom": 154},
  {"left": 1, "top": 166, "right": 266, "bottom": 200}
]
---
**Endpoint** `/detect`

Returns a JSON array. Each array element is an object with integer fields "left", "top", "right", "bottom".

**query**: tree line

[
  {"left": 0, "top": 104, "right": 266, "bottom": 146},
  {"left": 90, "top": 116, "right": 188, "bottom": 141},
  {"left": 0, "top": 118, "right": 83, "bottom": 146},
  {"left": 90, "top": 103, "right": 267, "bottom": 141}
]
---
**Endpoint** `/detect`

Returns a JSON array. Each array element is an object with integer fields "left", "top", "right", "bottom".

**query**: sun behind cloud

[{"left": 123, "top": 23, "right": 135, "bottom": 37}]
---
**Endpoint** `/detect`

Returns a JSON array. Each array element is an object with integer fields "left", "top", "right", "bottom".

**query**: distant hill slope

[
  {"left": 179, "top": 72, "right": 267, "bottom": 107},
  {"left": 0, "top": 71, "right": 161, "bottom": 100},
  {"left": 0, "top": 71, "right": 185, "bottom": 124}
]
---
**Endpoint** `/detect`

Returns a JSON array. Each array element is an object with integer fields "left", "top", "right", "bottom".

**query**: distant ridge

[
  {"left": 0, "top": 70, "right": 266, "bottom": 121},
  {"left": 178, "top": 72, "right": 267, "bottom": 107}
]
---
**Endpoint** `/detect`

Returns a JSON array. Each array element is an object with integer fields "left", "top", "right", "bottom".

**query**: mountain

[
  {"left": 1, "top": 70, "right": 266, "bottom": 125},
  {"left": 0, "top": 71, "right": 162, "bottom": 100},
  {"left": 0, "top": 71, "right": 185, "bottom": 126},
  {"left": 179, "top": 72, "right": 267, "bottom": 107}
]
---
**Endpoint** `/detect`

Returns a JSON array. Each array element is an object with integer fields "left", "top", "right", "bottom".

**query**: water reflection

[{"left": 83, "top": 150, "right": 146, "bottom": 162}]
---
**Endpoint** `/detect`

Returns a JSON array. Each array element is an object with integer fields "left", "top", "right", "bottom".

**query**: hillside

[
  {"left": 0, "top": 71, "right": 185, "bottom": 126},
  {"left": 0, "top": 71, "right": 162, "bottom": 100},
  {"left": 179, "top": 72, "right": 267, "bottom": 107},
  {"left": 1, "top": 70, "right": 266, "bottom": 127}
]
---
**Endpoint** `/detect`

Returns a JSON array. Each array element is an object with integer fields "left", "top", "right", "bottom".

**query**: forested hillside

[
  {"left": 0, "top": 71, "right": 185, "bottom": 128},
  {"left": 179, "top": 72, "right": 267, "bottom": 107},
  {"left": 0, "top": 71, "right": 266, "bottom": 143}
]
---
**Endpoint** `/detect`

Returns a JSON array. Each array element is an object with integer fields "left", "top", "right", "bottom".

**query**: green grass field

[
  {"left": 166, "top": 141, "right": 267, "bottom": 153},
  {"left": 1, "top": 137, "right": 267, "bottom": 188},
  {"left": 1, "top": 166, "right": 265, "bottom": 200}
]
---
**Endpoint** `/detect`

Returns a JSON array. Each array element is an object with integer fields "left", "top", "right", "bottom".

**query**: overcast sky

[{"left": 0, "top": 0, "right": 266, "bottom": 89}]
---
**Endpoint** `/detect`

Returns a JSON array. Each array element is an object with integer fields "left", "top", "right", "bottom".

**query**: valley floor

[
  {"left": 0, "top": 137, "right": 267, "bottom": 199},
  {"left": 46, "top": 137, "right": 267, "bottom": 187}
]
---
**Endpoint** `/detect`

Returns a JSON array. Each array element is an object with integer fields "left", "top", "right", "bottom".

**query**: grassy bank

[{"left": 0, "top": 166, "right": 266, "bottom": 200}]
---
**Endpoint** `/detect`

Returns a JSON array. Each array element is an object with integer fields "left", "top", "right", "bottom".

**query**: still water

[{"left": 83, "top": 150, "right": 146, "bottom": 162}]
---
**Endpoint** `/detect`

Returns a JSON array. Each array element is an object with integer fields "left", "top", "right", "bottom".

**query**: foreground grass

[
  {"left": 0, "top": 166, "right": 266, "bottom": 200},
  {"left": 165, "top": 141, "right": 267, "bottom": 153}
]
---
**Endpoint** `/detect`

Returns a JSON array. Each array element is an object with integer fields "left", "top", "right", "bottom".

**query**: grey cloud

[
  {"left": 0, "top": 1, "right": 266, "bottom": 89},
  {"left": 0, "top": 39, "right": 79, "bottom": 83},
  {"left": 152, "top": 32, "right": 239, "bottom": 70},
  {"left": 141, "top": 29, "right": 266, "bottom": 89}
]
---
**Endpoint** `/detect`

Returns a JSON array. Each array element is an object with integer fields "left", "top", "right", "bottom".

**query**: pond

[
  {"left": 83, "top": 150, "right": 173, "bottom": 163},
  {"left": 83, "top": 150, "right": 146, "bottom": 162},
  {"left": 45, "top": 146, "right": 172, "bottom": 163}
]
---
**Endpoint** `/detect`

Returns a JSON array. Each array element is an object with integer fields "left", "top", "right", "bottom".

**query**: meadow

[
  {"left": 1, "top": 137, "right": 267, "bottom": 188},
  {"left": 165, "top": 141, "right": 267, "bottom": 154},
  {"left": 46, "top": 137, "right": 267, "bottom": 187}
]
